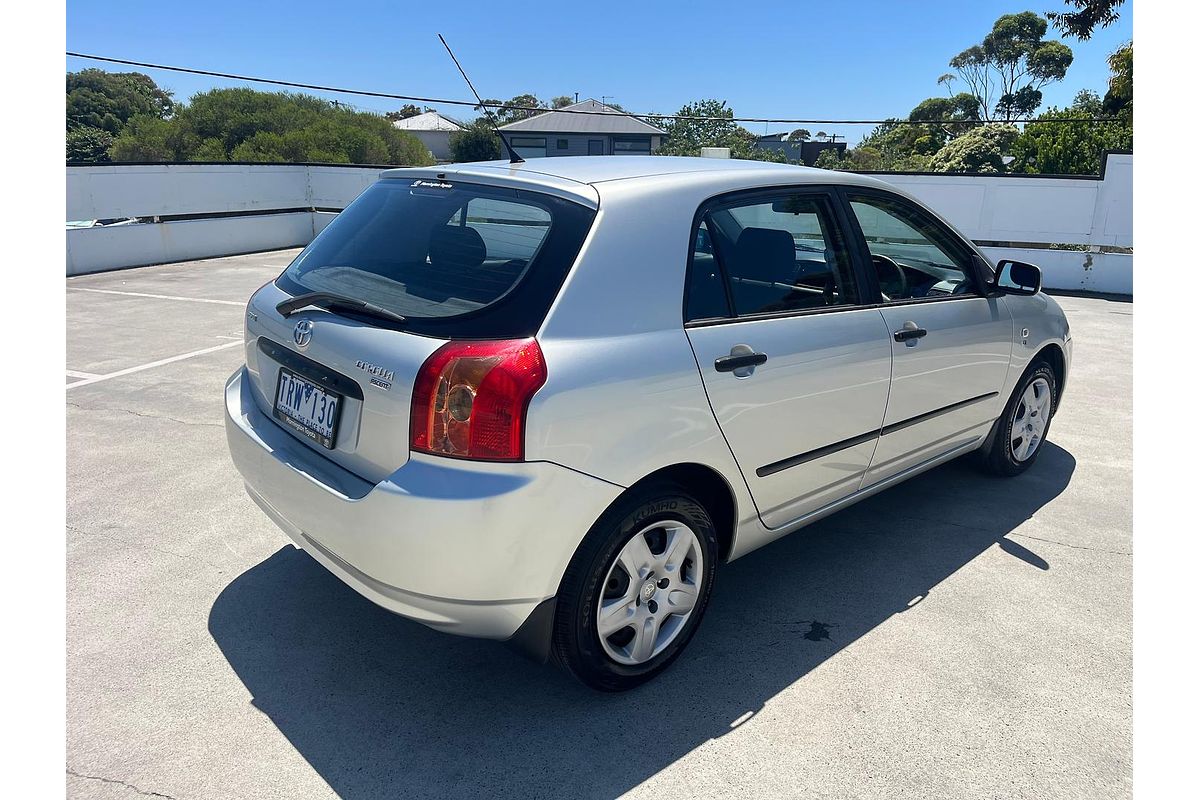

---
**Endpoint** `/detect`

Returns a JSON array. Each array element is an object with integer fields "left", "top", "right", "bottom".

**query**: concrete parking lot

[{"left": 66, "top": 250, "right": 1132, "bottom": 799}]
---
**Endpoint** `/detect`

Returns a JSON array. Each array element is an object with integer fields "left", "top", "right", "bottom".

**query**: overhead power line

[{"left": 65, "top": 51, "right": 1124, "bottom": 126}]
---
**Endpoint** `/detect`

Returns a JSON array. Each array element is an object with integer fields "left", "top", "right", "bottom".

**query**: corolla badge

[
  {"left": 356, "top": 359, "right": 395, "bottom": 390},
  {"left": 293, "top": 319, "right": 313, "bottom": 348}
]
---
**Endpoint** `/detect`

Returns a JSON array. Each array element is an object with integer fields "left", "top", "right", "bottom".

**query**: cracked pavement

[{"left": 66, "top": 252, "right": 1131, "bottom": 799}]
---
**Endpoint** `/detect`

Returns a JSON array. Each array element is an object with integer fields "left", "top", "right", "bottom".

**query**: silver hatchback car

[{"left": 225, "top": 156, "right": 1070, "bottom": 691}]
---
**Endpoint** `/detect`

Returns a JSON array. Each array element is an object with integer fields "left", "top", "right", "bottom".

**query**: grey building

[
  {"left": 497, "top": 99, "right": 666, "bottom": 158},
  {"left": 392, "top": 111, "right": 466, "bottom": 162},
  {"left": 754, "top": 133, "right": 847, "bottom": 166}
]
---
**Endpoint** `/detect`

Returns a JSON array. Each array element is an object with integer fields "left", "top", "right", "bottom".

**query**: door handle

[
  {"left": 893, "top": 323, "right": 928, "bottom": 343},
  {"left": 714, "top": 351, "right": 768, "bottom": 373}
]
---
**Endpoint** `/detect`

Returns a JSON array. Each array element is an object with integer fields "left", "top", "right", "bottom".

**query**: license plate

[{"left": 274, "top": 368, "right": 342, "bottom": 449}]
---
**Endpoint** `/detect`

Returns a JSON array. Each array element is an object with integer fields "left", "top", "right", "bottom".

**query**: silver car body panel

[
  {"left": 684, "top": 309, "right": 894, "bottom": 528},
  {"left": 226, "top": 157, "right": 1072, "bottom": 639}
]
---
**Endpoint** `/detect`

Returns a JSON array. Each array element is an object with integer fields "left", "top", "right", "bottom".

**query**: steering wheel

[{"left": 871, "top": 254, "right": 908, "bottom": 301}]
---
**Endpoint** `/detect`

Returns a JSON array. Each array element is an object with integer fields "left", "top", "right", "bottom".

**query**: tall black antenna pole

[{"left": 437, "top": 34, "right": 524, "bottom": 164}]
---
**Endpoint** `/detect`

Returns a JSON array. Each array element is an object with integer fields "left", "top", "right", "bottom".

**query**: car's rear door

[
  {"left": 684, "top": 187, "right": 893, "bottom": 529},
  {"left": 840, "top": 188, "right": 1013, "bottom": 486}
]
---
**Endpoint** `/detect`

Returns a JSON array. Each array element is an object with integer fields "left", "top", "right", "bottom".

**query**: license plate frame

[{"left": 273, "top": 367, "right": 343, "bottom": 450}]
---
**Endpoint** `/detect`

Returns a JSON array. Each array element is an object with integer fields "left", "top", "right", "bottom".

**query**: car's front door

[
  {"left": 684, "top": 188, "right": 893, "bottom": 529},
  {"left": 842, "top": 189, "right": 1013, "bottom": 486}
]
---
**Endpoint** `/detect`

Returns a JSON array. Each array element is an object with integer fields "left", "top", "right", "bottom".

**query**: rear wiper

[{"left": 276, "top": 291, "right": 407, "bottom": 325}]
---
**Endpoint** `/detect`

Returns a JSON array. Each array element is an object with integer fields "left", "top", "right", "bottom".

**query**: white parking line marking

[
  {"left": 68, "top": 287, "right": 243, "bottom": 306},
  {"left": 66, "top": 369, "right": 101, "bottom": 379},
  {"left": 65, "top": 342, "right": 242, "bottom": 391}
]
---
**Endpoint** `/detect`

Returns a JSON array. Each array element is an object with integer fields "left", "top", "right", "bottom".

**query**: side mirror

[{"left": 994, "top": 259, "right": 1042, "bottom": 296}]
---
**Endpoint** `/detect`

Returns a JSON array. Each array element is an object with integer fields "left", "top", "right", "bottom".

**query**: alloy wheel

[{"left": 1010, "top": 376, "right": 1052, "bottom": 462}]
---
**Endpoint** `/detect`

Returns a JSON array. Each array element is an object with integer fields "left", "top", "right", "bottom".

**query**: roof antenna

[{"left": 437, "top": 33, "right": 524, "bottom": 164}]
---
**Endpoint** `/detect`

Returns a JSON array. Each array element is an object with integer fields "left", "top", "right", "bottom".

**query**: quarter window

[
  {"left": 685, "top": 221, "right": 730, "bottom": 321},
  {"left": 697, "top": 193, "right": 859, "bottom": 318},
  {"left": 847, "top": 194, "right": 977, "bottom": 300}
]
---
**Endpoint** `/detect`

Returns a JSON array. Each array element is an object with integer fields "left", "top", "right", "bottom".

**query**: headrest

[
  {"left": 429, "top": 225, "right": 486, "bottom": 271},
  {"left": 734, "top": 227, "right": 796, "bottom": 283}
]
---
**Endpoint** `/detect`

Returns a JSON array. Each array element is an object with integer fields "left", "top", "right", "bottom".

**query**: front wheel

[
  {"left": 980, "top": 361, "right": 1058, "bottom": 476},
  {"left": 551, "top": 484, "right": 718, "bottom": 692}
]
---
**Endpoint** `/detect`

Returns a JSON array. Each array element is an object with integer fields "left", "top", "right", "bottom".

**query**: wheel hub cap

[
  {"left": 1010, "top": 376, "right": 1052, "bottom": 463},
  {"left": 596, "top": 520, "right": 704, "bottom": 666}
]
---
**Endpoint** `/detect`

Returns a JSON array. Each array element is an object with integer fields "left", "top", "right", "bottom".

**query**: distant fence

[{"left": 65, "top": 154, "right": 1131, "bottom": 293}]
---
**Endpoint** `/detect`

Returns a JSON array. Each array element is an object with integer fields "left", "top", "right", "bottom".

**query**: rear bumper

[{"left": 224, "top": 366, "right": 622, "bottom": 640}]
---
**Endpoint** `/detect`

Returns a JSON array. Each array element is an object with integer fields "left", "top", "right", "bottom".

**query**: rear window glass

[{"left": 276, "top": 178, "right": 595, "bottom": 337}]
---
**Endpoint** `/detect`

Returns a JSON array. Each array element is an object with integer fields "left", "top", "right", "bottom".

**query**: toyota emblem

[{"left": 293, "top": 319, "right": 313, "bottom": 348}]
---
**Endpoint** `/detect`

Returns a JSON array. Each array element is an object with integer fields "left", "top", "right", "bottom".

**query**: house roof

[
  {"left": 496, "top": 99, "right": 666, "bottom": 135},
  {"left": 391, "top": 111, "right": 465, "bottom": 132}
]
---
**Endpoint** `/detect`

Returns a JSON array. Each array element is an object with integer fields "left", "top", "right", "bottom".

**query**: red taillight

[{"left": 410, "top": 338, "right": 547, "bottom": 462}]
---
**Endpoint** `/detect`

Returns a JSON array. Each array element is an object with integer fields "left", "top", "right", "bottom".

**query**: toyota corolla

[{"left": 225, "top": 156, "right": 1070, "bottom": 691}]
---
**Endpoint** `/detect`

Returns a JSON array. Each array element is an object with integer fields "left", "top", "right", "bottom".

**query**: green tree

[
  {"left": 109, "top": 115, "right": 194, "bottom": 161},
  {"left": 106, "top": 88, "right": 433, "bottom": 165},
  {"left": 929, "top": 123, "right": 1020, "bottom": 172},
  {"left": 655, "top": 99, "right": 790, "bottom": 162},
  {"left": 386, "top": 104, "right": 428, "bottom": 121},
  {"left": 1048, "top": 0, "right": 1125, "bottom": 40},
  {"left": 449, "top": 119, "right": 502, "bottom": 162},
  {"left": 477, "top": 94, "right": 546, "bottom": 124},
  {"left": 66, "top": 126, "right": 114, "bottom": 163},
  {"left": 1103, "top": 42, "right": 1132, "bottom": 116},
  {"left": 550, "top": 95, "right": 574, "bottom": 109},
  {"left": 945, "top": 12, "right": 1073, "bottom": 121},
  {"left": 787, "top": 128, "right": 811, "bottom": 142},
  {"left": 66, "top": 69, "right": 174, "bottom": 134},
  {"left": 656, "top": 99, "right": 741, "bottom": 156},
  {"left": 813, "top": 148, "right": 842, "bottom": 169},
  {"left": 1011, "top": 90, "right": 1130, "bottom": 174},
  {"left": 190, "top": 138, "right": 228, "bottom": 162},
  {"left": 854, "top": 120, "right": 946, "bottom": 170},
  {"left": 814, "top": 146, "right": 883, "bottom": 171}
]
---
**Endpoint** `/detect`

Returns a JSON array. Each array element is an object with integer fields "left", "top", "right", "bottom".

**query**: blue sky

[{"left": 66, "top": 0, "right": 1131, "bottom": 144}]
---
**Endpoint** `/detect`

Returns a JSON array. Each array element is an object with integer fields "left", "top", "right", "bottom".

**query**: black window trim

[
  {"left": 682, "top": 183, "right": 878, "bottom": 328},
  {"left": 835, "top": 186, "right": 996, "bottom": 308}
]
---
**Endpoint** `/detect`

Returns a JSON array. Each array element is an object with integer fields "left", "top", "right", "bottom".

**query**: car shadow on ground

[{"left": 208, "top": 444, "right": 1074, "bottom": 799}]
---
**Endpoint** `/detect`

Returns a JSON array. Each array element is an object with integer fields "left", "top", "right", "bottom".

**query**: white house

[{"left": 391, "top": 111, "right": 465, "bottom": 162}]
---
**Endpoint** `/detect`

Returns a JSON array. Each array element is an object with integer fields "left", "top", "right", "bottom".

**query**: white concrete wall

[
  {"left": 66, "top": 164, "right": 385, "bottom": 275},
  {"left": 66, "top": 155, "right": 1132, "bottom": 292},
  {"left": 874, "top": 153, "right": 1131, "bottom": 250},
  {"left": 66, "top": 212, "right": 319, "bottom": 276}
]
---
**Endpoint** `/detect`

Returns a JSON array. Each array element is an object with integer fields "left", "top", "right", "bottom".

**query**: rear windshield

[{"left": 276, "top": 178, "right": 596, "bottom": 338}]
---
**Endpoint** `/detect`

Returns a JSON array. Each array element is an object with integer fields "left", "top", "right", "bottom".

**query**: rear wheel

[
  {"left": 980, "top": 361, "right": 1058, "bottom": 476},
  {"left": 551, "top": 483, "right": 718, "bottom": 692}
]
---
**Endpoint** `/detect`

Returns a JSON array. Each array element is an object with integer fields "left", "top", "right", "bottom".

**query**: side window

[
  {"left": 847, "top": 194, "right": 977, "bottom": 301},
  {"left": 685, "top": 221, "right": 731, "bottom": 321},
  {"left": 710, "top": 194, "right": 858, "bottom": 317}
]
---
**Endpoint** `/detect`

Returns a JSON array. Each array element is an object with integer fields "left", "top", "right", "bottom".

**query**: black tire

[
  {"left": 979, "top": 360, "right": 1058, "bottom": 477},
  {"left": 551, "top": 482, "right": 718, "bottom": 692}
]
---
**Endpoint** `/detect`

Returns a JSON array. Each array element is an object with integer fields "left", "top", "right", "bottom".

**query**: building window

[
  {"left": 612, "top": 137, "right": 651, "bottom": 155},
  {"left": 557, "top": 139, "right": 569, "bottom": 150},
  {"left": 510, "top": 137, "right": 547, "bottom": 159}
]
